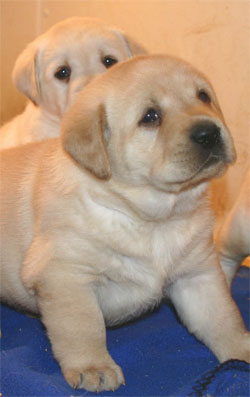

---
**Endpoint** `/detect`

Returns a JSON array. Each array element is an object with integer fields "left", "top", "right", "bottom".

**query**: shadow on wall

[{"left": 210, "top": 178, "right": 230, "bottom": 225}]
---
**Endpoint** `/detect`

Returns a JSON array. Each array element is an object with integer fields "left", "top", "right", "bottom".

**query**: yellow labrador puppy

[
  {"left": 218, "top": 166, "right": 250, "bottom": 286},
  {"left": 1, "top": 55, "right": 249, "bottom": 392},
  {"left": 0, "top": 17, "right": 145, "bottom": 149}
]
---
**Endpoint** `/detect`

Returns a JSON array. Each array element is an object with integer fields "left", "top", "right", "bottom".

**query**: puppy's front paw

[
  {"left": 218, "top": 331, "right": 250, "bottom": 363},
  {"left": 63, "top": 363, "right": 125, "bottom": 392},
  {"left": 237, "top": 332, "right": 250, "bottom": 363}
]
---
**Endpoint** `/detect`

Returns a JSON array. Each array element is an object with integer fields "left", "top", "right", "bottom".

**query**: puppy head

[
  {"left": 62, "top": 55, "right": 236, "bottom": 192},
  {"left": 12, "top": 17, "right": 146, "bottom": 115}
]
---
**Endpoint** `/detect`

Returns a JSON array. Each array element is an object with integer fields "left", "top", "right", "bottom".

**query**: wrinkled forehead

[
  {"left": 46, "top": 23, "right": 124, "bottom": 50},
  {"left": 97, "top": 56, "right": 223, "bottom": 129},
  {"left": 107, "top": 56, "right": 216, "bottom": 104},
  {"left": 40, "top": 25, "right": 131, "bottom": 66}
]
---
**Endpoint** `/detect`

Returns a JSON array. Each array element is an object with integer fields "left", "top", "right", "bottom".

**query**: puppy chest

[
  {"left": 55, "top": 201, "right": 199, "bottom": 322},
  {"left": 93, "top": 228, "right": 187, "bottom": 325},
  {"left": 94, "top": 219, "right": 198, "bottom": 326},
  {"left": 95, "top": 255, "right": 165, "bottom": 325}
]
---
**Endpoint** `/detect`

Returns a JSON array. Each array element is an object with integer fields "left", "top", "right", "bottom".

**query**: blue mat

[{"left": 1, "top": 266, "right": 249, "bottom": 396}]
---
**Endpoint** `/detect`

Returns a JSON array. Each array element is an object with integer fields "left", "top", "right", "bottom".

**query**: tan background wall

[{"left": 1, "top": 0, "right": 249, "bottom": 226}]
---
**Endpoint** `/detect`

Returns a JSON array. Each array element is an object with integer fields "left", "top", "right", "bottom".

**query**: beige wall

[{"left": 1, "top": 0, "right": 249, "bottom": 224}]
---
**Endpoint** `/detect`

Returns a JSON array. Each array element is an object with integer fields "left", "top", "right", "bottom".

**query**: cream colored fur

[
  {"left": 0, "top": 55, "right": 249, "bottom": 392},
  {"left": 218, "top": 167, "right": 250, "bottom": 286},
  {"left": 0, "top": 17, "right": 145, "bottom": 149}
]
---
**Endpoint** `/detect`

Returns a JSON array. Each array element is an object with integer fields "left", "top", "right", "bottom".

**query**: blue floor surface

[{"left": 1, "top": 266, "right": 249, "bottom": 396}]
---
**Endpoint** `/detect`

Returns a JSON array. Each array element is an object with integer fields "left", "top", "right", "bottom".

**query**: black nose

[{"left": 190, "top": 121, "right": 221, "bottom": 149}]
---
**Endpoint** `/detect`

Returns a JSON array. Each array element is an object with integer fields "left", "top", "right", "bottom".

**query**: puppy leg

[
  {"left": 219, "top": 253, "right": 242, "bottom": 288},
  {"left": 218, "top": 170, "right": 250, "bottom": 287},
  {"left": 168, "top": 259, "right": 250, "bottom": 363},
  {"left": 219, "top": 206, "right": 250, "bottom": 287},
  {"left": 35, "top": 270, "right": 124, "bottom": 392}
]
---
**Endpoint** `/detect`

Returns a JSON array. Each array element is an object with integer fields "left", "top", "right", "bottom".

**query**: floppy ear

[
  {"left": 113, "top": 30, "right": 148, "bottom": 56},
  {"left": 62, "top": 95, "right": 111, "bottom": 180},
  {"left": 12, "top": 40, "right": 41, "bottom": 106},
  {"left": 123, "top": 34, "right": 148, "bottom": 56}
]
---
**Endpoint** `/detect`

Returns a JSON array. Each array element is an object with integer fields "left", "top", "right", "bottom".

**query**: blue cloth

[
  {"left": 1, "top": 266, "right": 249, "bottom": 396},
  {"left": 183, "top": 359, "right": 250, "bottom": 397}
]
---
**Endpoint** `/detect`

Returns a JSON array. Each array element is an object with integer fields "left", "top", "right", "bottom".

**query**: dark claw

[
  {"left": 99, "top": 372, "right": 105, "bottom": 386},
  {"left": 79, "top": 373, "right": 84, "bottom": 388}
]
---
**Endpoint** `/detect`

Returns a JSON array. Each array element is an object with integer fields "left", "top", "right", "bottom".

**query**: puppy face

[
  {"left": 62, "top": 55, "right": 236, "bottom": 193},
  {"left": 12, "top": 17, "right": 146, "bottom": 117}
]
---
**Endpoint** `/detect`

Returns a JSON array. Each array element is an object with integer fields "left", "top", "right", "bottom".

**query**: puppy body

[
  {"left": 218, "top": 167, "right": 250, "bottom": 286},
  {"left": 0, "top": 17, "right": 145, "bottom": 149},
  {"left": 1, "top": 55, "right": 249, "bottom": 392},
  {"left": 0, "top": 139, "right": 210, "bottom": 317},
  {"left": 0, "top": 102, "right": 59, "bottom": 148}
]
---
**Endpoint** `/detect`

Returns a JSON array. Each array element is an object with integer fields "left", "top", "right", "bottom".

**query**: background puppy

[
  {"left": 0, "top": 55, "right": 249, "bottom": 392},
  {"left": 218, "top": 166, "right": 250, "bottom": 286},
  {"left": 0, "top": 17, "right": 145, "bottom": 149}
]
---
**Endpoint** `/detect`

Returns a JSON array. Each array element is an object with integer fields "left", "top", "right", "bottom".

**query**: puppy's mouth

[
  {"left": 165, "top": 150, "right": 226, "bottom": 188},
  {"left": 186, "top": 151, "right": 224, "bottom": 181},
  {"left": 174, "top": 120, "right": 232, "bottom": 185}
]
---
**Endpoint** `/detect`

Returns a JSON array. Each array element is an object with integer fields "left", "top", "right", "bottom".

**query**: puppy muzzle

[{"left": 190, "top": 120, "right": 230, "bottom": 167}]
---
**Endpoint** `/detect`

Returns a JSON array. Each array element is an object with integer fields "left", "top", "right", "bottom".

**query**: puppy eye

[
  {"left": 140, "top": 108, "right": 161, "bottom": 127},
  {"left": 198, "top": 89, "right": 211, "bottom": 104},
  {"left": 102, "top": 56, "right": 118, "bottom": 68},
  {"left": 54, "top": 66, "right": 71, "bottom": 82}
]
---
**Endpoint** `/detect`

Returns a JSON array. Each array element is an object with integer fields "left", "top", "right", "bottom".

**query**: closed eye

[{"left": 198, "top": 89, "right": 211, "bottom": 104}]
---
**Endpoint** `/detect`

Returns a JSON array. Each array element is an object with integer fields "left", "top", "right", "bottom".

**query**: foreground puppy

[
  {"left": 218, "top": 167, "right": 250, "bottom": 286},
  {"left": 1, "top": 55, "right": 249, "bottom": 392},
  {"left": 0, "top": 17, "right": 145, "bottom": 149}
]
